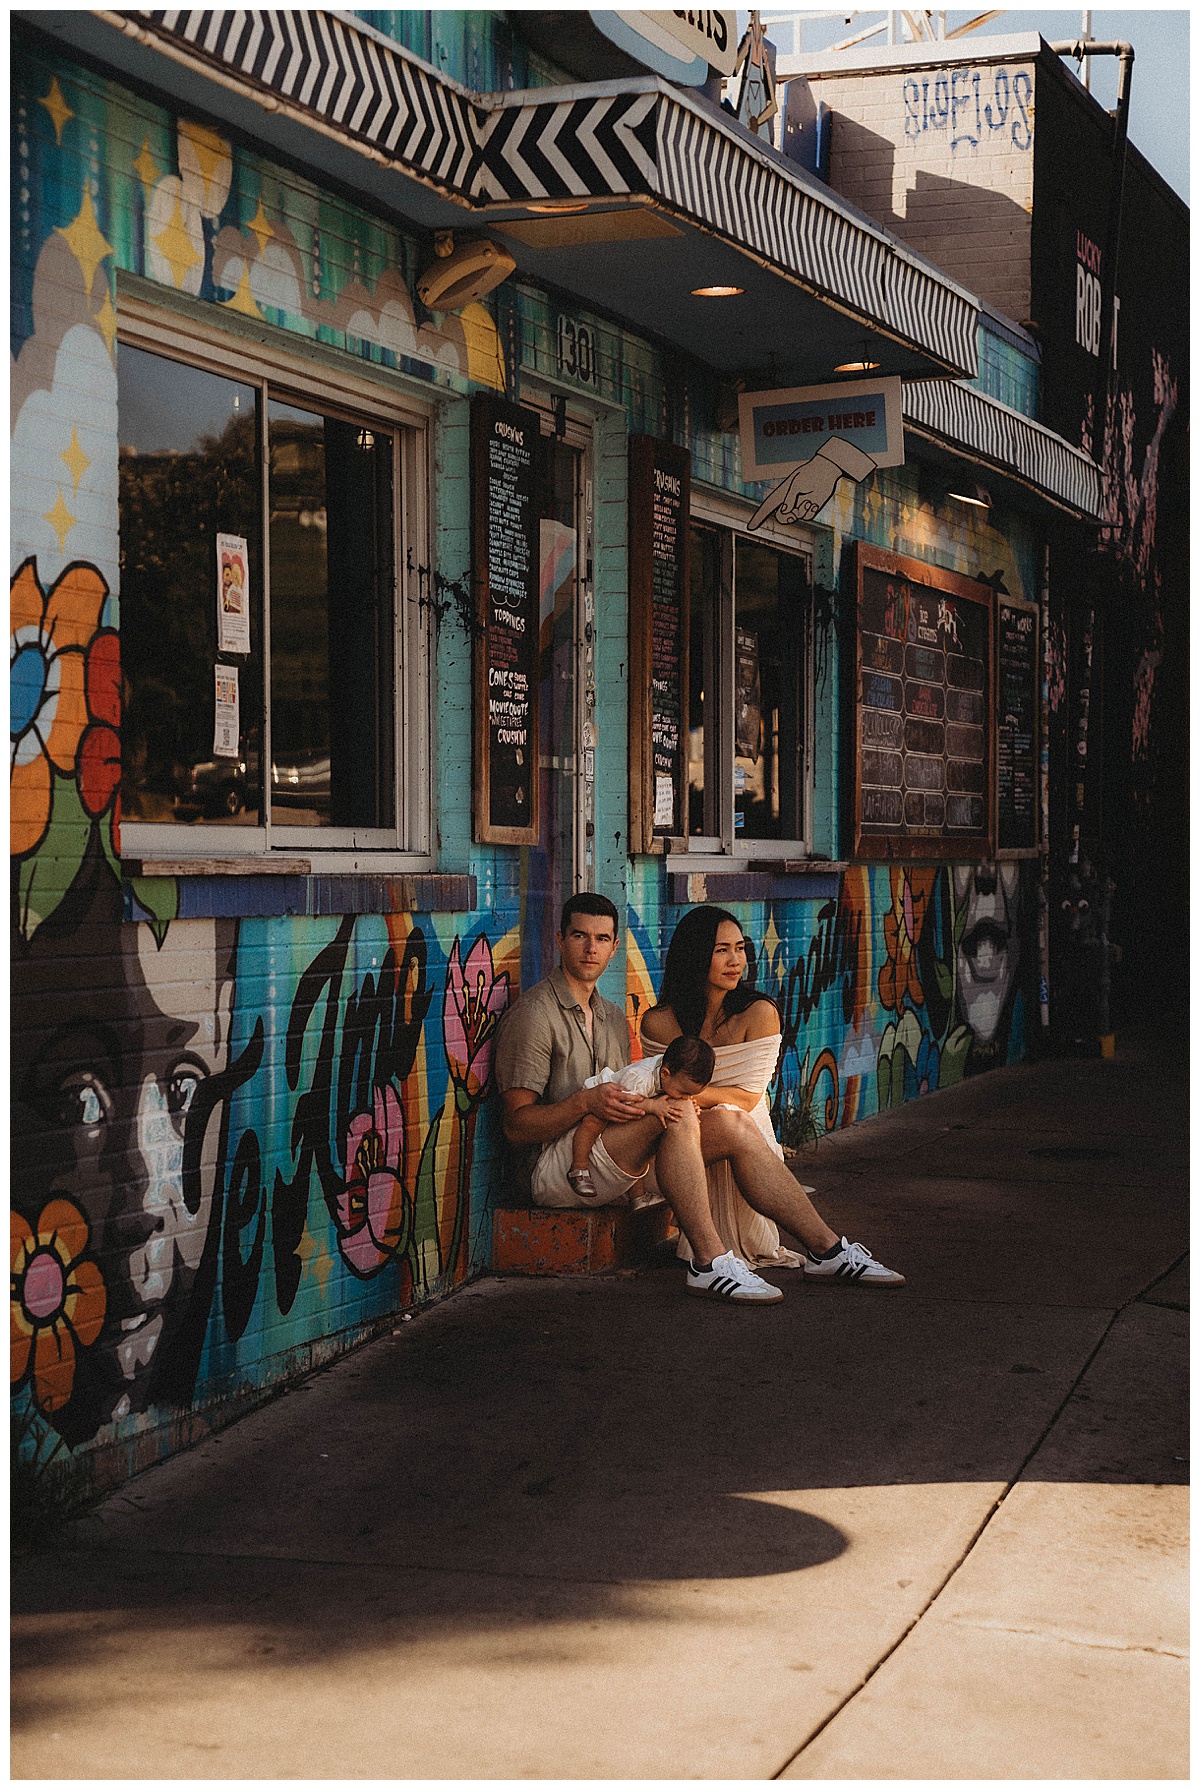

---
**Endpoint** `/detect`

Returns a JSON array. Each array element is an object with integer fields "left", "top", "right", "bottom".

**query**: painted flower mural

[
  {"left": 78, "top": 626, "right": 122, "bottom": 819},
  {"left": 444, "top": 934, "right": 510, "bottom": 1106},
  {"left": 11, "top": 1199, "right": 106, "bottom": 1414},
  {"left": 337, "top": 1085, "right": 412, "bottom": 1277},
  {"left": 878, "top": 868, "right": 936, "bottom": 1012},
  {"left": 10, "top": 558, "right": 109, "bottom": 858}
]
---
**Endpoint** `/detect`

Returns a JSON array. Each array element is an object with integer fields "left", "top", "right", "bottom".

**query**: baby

[{"left": 567, "top": 1034, "right": 716, "bottom": 1199}]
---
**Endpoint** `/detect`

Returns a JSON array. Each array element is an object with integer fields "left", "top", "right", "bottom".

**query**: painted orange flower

[
  {"left": 10, "top": 558, "right": 109, "bottom": 856},
  {"left": 11, "top": 1200, "right": 107, "bottom": 1415},
  {"left": 78, "top": 627, "right": 122, "bottom": 819},
  {"left": 878, "top": 868, "right": 937, "bottom": 1012}
]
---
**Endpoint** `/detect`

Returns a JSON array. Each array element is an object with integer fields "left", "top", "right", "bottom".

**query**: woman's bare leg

[{"left": 698, "top": 1108, "right": 838, "bottom": 1254}]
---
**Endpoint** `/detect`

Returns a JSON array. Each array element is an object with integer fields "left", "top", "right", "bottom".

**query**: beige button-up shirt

[{"left": 493, "top": 966, "right": 630, "bottom": 1193}]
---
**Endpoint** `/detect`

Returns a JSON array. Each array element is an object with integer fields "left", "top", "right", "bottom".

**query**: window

[
  {"left": 687, "top": 520, "right": 812, "bottom": 854},
  {"left": 117, "top": 332, "right": 424, "bottom": 853}
]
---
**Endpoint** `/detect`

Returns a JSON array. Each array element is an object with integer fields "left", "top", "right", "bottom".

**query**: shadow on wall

[{"left": 829, "top": 113, "right": 1035, "bottom": 320}]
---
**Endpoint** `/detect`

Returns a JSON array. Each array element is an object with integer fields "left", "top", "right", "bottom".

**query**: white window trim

[
  {"left": 116, "top": 301, "right": 435, "bottom": 870},
  {"left": 688, "top": 484, "right": 817, "bottom": 864}
]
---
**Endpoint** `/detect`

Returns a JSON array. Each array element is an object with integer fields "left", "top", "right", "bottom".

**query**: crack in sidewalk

[
  {"left": 947, "top": 1616, "right": 1188, "bottom": 1659},
  {"left": 774, "top": 1265, "right": 1182, "bottom": 1779}
]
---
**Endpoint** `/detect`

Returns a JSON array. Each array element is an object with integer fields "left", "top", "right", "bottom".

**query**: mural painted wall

[
  {"left": 13, "top": 31, "right": 1039, "bottom": 1494},
  {"left": 626, "top": 858, "right": 1031, "bottom": 1144},
  {"left": 10, "top": 39, "right": 516, "bottom": 1488}
]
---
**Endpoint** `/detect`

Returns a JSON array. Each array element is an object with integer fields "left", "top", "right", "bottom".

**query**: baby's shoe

[{"left": 567, "top": 1167, "right": 597, "bottom": 1198}]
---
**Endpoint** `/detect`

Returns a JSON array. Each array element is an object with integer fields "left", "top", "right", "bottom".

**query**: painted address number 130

[{"left": 556, "top": 315, "right": 598, "bottom": 388}]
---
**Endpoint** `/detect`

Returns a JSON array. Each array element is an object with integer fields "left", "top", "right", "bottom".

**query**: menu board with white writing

[
  {"left": 997, "top": 597, "right": 1039, "bottom": 852},
  {"left": 852, "top": 544, "right": 994, "bottom": 860},
  {"left": 629, "top": 436, "right": 690, "bottom": 853},
  {"left": 472, "top": 394, "right": 541, "bottom": 844}
]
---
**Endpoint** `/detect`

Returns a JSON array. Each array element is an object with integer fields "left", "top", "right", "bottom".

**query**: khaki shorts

[{"left": 531, "top": 1126, "right": 643, "bottom": 1209}]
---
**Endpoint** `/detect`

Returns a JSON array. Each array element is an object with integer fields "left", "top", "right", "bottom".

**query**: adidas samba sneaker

[{"left": 686, "top": 1250, "right": 784, "bottom": 1303}]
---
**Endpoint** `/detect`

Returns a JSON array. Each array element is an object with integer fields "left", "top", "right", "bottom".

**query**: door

[{"left": 522, "top": 413, "right": 594, "bottom": 988}]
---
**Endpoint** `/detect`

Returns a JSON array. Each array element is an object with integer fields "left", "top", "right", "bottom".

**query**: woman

[{"left": 640, "top": 905, "right": 805, "bottom": 1270}]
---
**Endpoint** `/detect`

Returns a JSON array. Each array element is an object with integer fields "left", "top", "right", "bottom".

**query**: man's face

[
  {"left": 557, "top": 914, "right": 618, "bottom": 988},
  {"left": 953, "top": 861, "right": 1021, "bottom": 1046}
]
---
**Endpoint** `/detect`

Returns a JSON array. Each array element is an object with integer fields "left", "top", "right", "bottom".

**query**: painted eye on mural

[
  {"left": 56, "top": 1072, "right": 112, "bottom": 1131},
  {"left": 165, "top": 1065, "right": 204, "bottom": 1139}
]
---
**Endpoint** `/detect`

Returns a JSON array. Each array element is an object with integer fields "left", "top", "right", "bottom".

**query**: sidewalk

[{"left": 11, "top": 1037, "right": 1188, "bottom": 1780}]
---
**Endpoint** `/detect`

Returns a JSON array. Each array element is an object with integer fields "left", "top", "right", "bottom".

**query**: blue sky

[{"left": 759, "top": 10, "right": 1189, "bottom": 201}]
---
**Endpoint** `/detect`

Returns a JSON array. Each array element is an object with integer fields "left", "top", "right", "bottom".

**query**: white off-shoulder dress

[{"left": 642, "top": 1034, "right": 806, "bottom": 1270}]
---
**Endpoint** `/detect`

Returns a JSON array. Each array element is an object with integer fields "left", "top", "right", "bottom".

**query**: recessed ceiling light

[
  {"left": 949, "top": 484, "right": 992, "bottom": 509},
  {"left": 525, "top": 198, "right": 590, "bottom": 215},
  {"left": 835, "top": 357, "right": 881, "bottom": 372},
  {"left": 692, "top": 285, "right": 744, "bottom": 297}
]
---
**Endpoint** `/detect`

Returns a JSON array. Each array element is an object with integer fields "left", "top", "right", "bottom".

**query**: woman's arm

[{"left": 692, "top": 1083, "right": 761, "bottom": 1113}]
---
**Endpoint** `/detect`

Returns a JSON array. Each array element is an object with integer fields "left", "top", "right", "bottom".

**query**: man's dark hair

[
  {"left": 662, "top": 1034, "right": 715, "bottom": 1087},
  {"left": 559, "top": 891, "right": 620, "bottom": 937}
]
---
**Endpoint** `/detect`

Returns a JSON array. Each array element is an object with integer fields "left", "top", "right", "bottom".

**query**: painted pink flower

[
  {"left": 338, "top": 1085, "right": 410, "bottom": 1276},
  {"left": 443, "top": 934, "right": 509, "bottom": 1101}
]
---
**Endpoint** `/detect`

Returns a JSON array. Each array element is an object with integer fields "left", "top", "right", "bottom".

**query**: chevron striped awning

[
  {"left": 105, "top": 9, "right": 979, "bottom": 381},
  {"left": 903, "top": 380, "right": 1103, "bottom": 519}
]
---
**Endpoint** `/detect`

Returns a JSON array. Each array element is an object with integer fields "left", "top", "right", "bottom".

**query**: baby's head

[{"left": 659, "top": 1034, "right": 716, "bottom": 1097}]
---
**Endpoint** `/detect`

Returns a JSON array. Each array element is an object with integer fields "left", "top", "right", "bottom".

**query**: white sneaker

[
  {"left": 803, "top": 1236, "right": 905, "bottom": 1286},
  {"left": 686, "top": 1249, "right": 784, "bottom": 1303}
]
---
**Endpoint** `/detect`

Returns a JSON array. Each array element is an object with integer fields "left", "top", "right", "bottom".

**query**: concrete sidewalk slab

[
  {"left": 781, "top": 1303, "right": 1188, "bottom": 1780},
  {"left": 11, "top": 1046, "right": 1188, "bottom": 1780}
]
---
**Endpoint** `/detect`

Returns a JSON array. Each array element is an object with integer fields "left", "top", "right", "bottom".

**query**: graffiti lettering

[{"left": 904, "top": 66, "right": 1032, "bottom": 151}]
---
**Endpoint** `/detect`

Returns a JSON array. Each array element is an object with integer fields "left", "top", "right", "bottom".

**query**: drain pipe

[
  {"left": 1047, "top": 39, "right": 1135, "bottom": 465},
  {"left": 1037, "top": 541, "right": 1052, "bottom": 1035}
]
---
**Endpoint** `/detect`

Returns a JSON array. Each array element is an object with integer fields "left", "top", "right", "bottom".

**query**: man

[{"left": 494, "top": 893, "right": 904, "bottom": 1302}]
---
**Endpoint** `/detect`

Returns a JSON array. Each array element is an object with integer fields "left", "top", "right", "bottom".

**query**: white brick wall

[{"left": 813, "top": 62, "right": 1037, "bottom": 322}]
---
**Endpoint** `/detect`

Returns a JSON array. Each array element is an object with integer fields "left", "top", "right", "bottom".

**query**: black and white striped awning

[
  {"left": 111, "top": 9, "right": 979, "bottom": 379},
  {"left": 903, "top": 380, "right": 1102, "bottom": 519}
]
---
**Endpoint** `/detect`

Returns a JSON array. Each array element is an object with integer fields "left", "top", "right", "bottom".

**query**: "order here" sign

[{"left": 739, "top": 376, "right": 904, "bottom": 481}]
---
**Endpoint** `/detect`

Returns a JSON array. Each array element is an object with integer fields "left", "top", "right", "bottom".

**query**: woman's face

[{"left": 708, "top": 920, "right": 748, "bottom": 996}]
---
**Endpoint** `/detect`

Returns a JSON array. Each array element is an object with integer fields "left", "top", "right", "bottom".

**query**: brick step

[{"left": 492, "top": 1197, "right": 679, "bottom": 1275}]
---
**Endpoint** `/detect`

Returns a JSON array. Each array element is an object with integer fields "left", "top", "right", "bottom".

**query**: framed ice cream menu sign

[
  {"left": 851, "top": 543, "right": 995, "bottom": 860},
  {"left": 471, "top": 393, "right": 541, "bottom": 845},
  {"left": 628, "top": 435, "right": 690, "bottom": 854}
]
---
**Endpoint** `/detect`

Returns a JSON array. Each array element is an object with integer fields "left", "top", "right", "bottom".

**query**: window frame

[
  {"left": 687, "top": 485, "right": 817, "bottom": 864},
  {"left": 115, "top": 298, "right": 433, "bottom": 868}
]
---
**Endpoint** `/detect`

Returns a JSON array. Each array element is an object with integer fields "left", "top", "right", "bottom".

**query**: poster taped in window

[
  {"left": 213, "top": 664, "right": 240, "bottom": 757},
  {"left": 216, "top": 533, "right": 251, "bottom": 654}
]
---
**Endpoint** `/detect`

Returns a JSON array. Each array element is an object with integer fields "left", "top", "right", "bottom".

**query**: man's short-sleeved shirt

[{"left": 493, "top": 966, "right": 630, "bottom": 1192}]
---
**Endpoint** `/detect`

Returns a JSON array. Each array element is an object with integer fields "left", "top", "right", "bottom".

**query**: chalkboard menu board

[
  {"left": 997, "top": 597, "right": 1039, "bottom": 853},
  {"left": 852, "top": 544, "right": 994, "bottom": 860},
  {"left": 472, "top": 393, "right": 541, "bottom": 845},
  {"left": 628, "top": 436, "right": 690, "bottom": 853}
]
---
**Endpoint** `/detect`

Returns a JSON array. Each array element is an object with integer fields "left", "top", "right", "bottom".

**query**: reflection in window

[
  {"left": 733, "top": 539, "right": 807, "bottom": 841},
  {"left": 118, "top": 343, "right": 398, "bottom": 832},
  {"left": 688, "top": 525, "right": 721, "bottom": 837},
  {"left": 268, "top": 403, "right": 394, "bottom": 829},
  {"left": 118, "top": 346, "right": 262, "bottom": 823}
]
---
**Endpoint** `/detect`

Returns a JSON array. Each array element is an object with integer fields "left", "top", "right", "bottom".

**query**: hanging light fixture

[
  {"left": 835, "top": 339, "right": 881, "bottom": 372},
  {"left": 948, "top": 482, "right": 992, "bottom": 509}
]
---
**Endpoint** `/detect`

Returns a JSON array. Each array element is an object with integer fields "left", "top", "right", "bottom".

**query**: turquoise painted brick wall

[{"left": 11, "top": 31, "right": 1041, "bottom": 1499}]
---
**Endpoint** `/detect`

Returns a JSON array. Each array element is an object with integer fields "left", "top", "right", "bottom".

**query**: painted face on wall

[
  {"left": 11, "top": 856, "right": 234, "bottom": 1445},
  {"left": 952, "top": 861, "right": 1021, "bottom": 1047}
]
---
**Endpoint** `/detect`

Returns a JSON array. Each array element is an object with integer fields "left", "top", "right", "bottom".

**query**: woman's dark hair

[
  {"left": 662, "top": 1034, "right": 715, "bottom": 1087},
  {"left": 651, "top": 906, "right": 777, "bottom": 1038}
]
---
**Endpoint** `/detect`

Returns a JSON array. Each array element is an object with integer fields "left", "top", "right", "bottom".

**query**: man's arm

[{"left": 501, "top": 1081, "right": 649, "bottom": 1147}]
